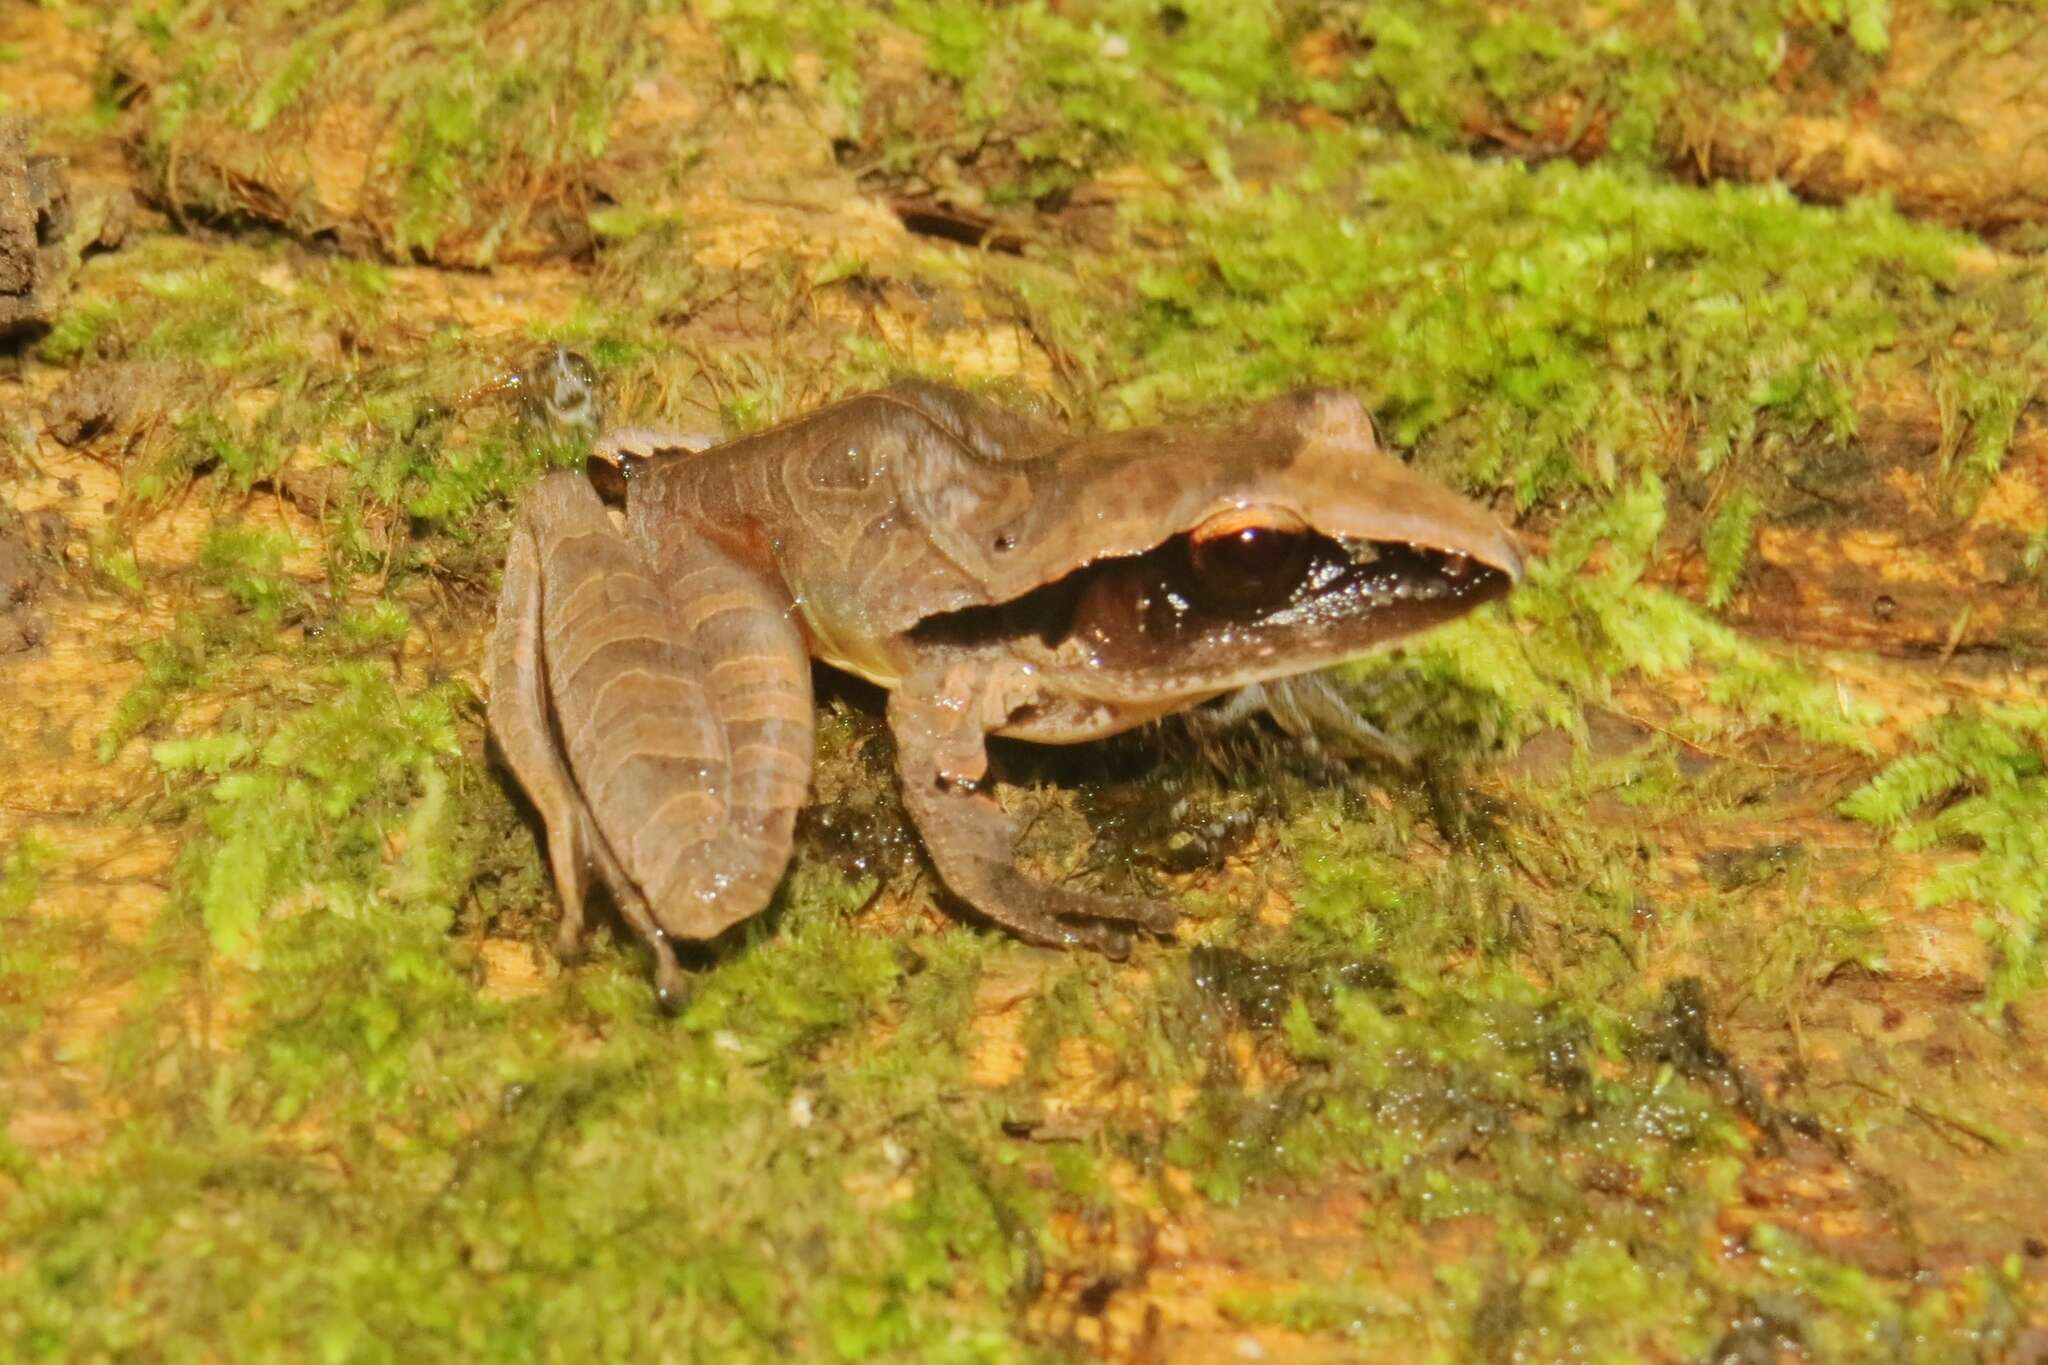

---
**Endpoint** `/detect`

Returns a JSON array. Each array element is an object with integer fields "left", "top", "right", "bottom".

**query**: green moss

[
  {"left": 0, "top": 878, "right": 1055, "bottom": 1358},
  {"left": 40, "top": 236, "right": 600, "bottom": 587},
  {"left": 1136, "top": 774, "right": 1967, "bottom": 1352},
  {"left": 152, "top": 660, "right": 465, "bottom": 965},
  {"left": 711, "top": 0, "right": 1937, "bottom": 209},
  {"left": 0, "top": 837, "right": 71, "bottom": 1050},
  {"left": 1326, "top": 474, "right": 1880, "bottom": 770},
  {"left": 1702, "top": 489, "right": 1763, "bottom": 609},
  {"left": 198, "top": 524, "right": 305, "bottom": 622},
  {"left": 98, "top": 611, "right": 254, "bottom": 761},
  {"left": 1747, "top": 1222, "right": 2031, "bottom": 1361},
  {"left": 1330, "top": 0, "right": 1691, "bottom": 154},
  {"left": 1052, "top": 141, "right": 2039, "bottom": 517},
  {"left": 711, "top": 0, "right": 871, "bottom": 123},
  {"left": 87, "top": 538, "right": 144, "bottom": 597},
  {"left": 1935, "top": 357, "right": 2034, "bottom": 494},
  {"left": 714, "top": 0, "right": 1312, "bottom": 202},
  {"left": 130, "top": 0, "right": 669, "bottom": 263},
  {"left": 6, "top": 597, "right": 1060, "bottom": 1358},
  {"left": 1840, "top": 704, "right": 2048, "bottom": 1013},
  {"left": 36, "top": 295, "right": 124, "bottom": 365}
]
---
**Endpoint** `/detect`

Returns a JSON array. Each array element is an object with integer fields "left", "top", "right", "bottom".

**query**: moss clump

[
  {"left": 1841, "top": 704, "right": 2048, "bottom": 1013},
  {"left": 5, "top": 670, "right": 1058, "bottom": 1357},
  {"left": 152, "top": 660, "right": 465, "bottom": 965},
  {"left": 1105, "top": 746, "right": 1971, "bottom": 1352},
  {"left": 709, "top": 0, "right": 1942, "bottom": 213},
  {"left": 1322, "top": 0, "right": 1895, "bottom": 152},
  {"left": 124, "top": 0, "right": 668, "bottom": 263},
  {"left": 1058, "top": 140, "right": 2039, "bottom": 515},
  {"left": 36, "top": 236, "right": 610, "bottom": 589},
  {"left": 713, "top": 0, "right": 1307, "bottom": 204},
  {"left": 0, "top": 837, "right": 74, "bottom": 1052},
  {"left": 97, "top": 610, "right": 262, "bottom": 762}
]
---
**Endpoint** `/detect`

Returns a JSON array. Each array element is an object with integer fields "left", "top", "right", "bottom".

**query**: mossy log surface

[{"left": 2, "top": 1, "right": 2046, "bottom": 1359}]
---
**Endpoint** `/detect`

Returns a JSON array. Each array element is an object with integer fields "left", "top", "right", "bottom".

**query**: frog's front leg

[
  {"left": 487, "top": 472, "right": 814, "bottom": 1009},
  {"left": 887, "top": 665, "right": 1178, "bottom": 957}
]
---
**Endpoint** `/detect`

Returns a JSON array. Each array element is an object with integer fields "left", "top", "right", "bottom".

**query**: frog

[{"left": 486, "top": 380, "right": 1522, "bottom": 1007}]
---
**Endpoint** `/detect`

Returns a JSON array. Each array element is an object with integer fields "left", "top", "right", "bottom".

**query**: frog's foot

[
  {"left": 1193, "top": 673, "right": 1416, "bottom": 767},
  {"left": 945, "top": 855, "right": 1177, "bottom": 959},
  {"left": 887, "top": 685, "right": 1178, "bottom": 957},
  {"left": 575, "top": 878, "right": 691, "bottom": 1013},
  {"left": 487, "top": 471, "right": 814, "bottom": 1009}
]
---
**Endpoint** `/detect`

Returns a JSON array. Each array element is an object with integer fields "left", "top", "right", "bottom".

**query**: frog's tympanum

[{"left": 487, "top": 382, "right": 1522, "bottom": 1005}]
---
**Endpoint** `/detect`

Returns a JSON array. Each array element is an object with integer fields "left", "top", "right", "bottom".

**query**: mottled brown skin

[{"left": 487, "top": 381, "right": 1523, "bottom": 1007}]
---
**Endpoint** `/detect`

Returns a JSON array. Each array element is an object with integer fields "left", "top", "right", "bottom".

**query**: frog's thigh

[
  {"left": 886, "top": 685, "right": 1177, "bottom": 958},
  {"left": 628, "top": 529, "right": 816, "bottom": 937},
  {"left": 534, "top": 487, "right": 811, "bottom": 953},
  {"left": 487, "top": 473, "right": 683, "bottom": 994}
]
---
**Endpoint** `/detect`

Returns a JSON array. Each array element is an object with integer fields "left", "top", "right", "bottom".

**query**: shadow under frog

[{"left": 486, "top": 381, "right": 1522, "bottom": 1007}]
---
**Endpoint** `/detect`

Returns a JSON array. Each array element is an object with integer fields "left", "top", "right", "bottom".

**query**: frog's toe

[
  {"left": 1052, "top": 890, "right": 1177, "bottom": 936},
  {"left": 651, "top": 952, "right": 690, "bottom": 1017},
  {"left": 1046, "top": 893, "right": 1178, "bottom": 959},
  {"left": 1084, "top": 925, "right": 1133, "bottom": 961},
  {"left": 1098, "top": 895, "right": 1178, "bottom": 934},
  {"left": 1021, "top": 909, "right": 1130, "bottom": 959}
]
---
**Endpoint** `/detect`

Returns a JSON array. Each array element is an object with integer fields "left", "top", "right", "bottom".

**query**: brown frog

[{"left": 487, "top": 382, "right": 1522, "bottom": 1006}]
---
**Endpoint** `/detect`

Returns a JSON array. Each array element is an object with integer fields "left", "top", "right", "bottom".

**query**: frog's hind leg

[
  {"left": 497, "top": 472, "right": 815, "bottom": 1007},
  {"left": 604, "top": 519, "right": 817, "bottom": 950},
  {"left": 487, "top": 475, "right": 688, "bottom": 1001}
]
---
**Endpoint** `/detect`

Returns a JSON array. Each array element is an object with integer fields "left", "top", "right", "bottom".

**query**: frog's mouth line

[{"left": 911, "top": 527, "right": 1516, "bottom": 684}]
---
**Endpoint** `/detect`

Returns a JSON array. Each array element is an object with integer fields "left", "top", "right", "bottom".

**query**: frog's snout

[{"left": 1488, "top": 527, "right": 1526, "bottom": 583}]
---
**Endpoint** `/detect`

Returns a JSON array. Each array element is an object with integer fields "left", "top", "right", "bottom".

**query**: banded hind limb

[{"left": 486, "top": 472, "right": 814, "bottom": 1010}]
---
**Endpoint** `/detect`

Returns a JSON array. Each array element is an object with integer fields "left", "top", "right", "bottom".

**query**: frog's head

[{"left": 913, "top": 390, "right": 1522, "bottom": 721}]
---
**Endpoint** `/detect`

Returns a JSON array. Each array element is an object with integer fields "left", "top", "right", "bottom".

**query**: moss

[
  {"left": 197, "top": 524, "right": 305, "bottom": 621},
  {"left": 712, "top": 0, "right": 1314, "bottom": 203},
  {"left": 711, "top": 0, "right": 871, "bottom": 121},
  {"left": 710, "top": 0, "right": 1942, "bottom": 211},
  {"left": 8, "top": 614, "right": 1056, "bottom": 1356},
  {"left": 1338, "top": 0, "right": 1915, "bottom": 149},
  {"left": 1840, "top": 704, "right": 2048, "bottom": 1014},
  {"left": 35, "top": 294, "right": 124, "bottom": 365},
  {"left": 0, "top": 837, "right": 70, "bottom": 1051},
  {"left": 1131, "top": 771, "right": 1967, "bottom": 1352},
  {"left": 151, "top": 660, "right": 465, "bottom": 964},
  {"left": 1702, "top": 489, "right": 1763, "bottom": 610},
  {"left": 37, "top": 235, "right": 606, "bottom": 592},
  {"left": 97, "top": 611, "right": 262, "bottom": 761},
  {"left": 127, "top": 0, "right": 669, "bottom": 263},
  {"left": 1047, "top": 140, "right": 2039, "bottom": 518},
  {"left": 1746, "top": 1222, "right": 2032, "bottom": 1360}
]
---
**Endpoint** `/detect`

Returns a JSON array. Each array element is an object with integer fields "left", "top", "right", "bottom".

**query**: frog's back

[
  {"left": 625, "top": 386, "right": 1054, "bottom": 684},
  {"left": 623, "top": 384, "right": 1358, "bottom": 674}
]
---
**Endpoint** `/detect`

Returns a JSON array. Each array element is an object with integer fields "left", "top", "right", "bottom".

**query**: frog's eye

[{"left": 1183, "top": 509, "right": 1312, "bottom": 615}]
